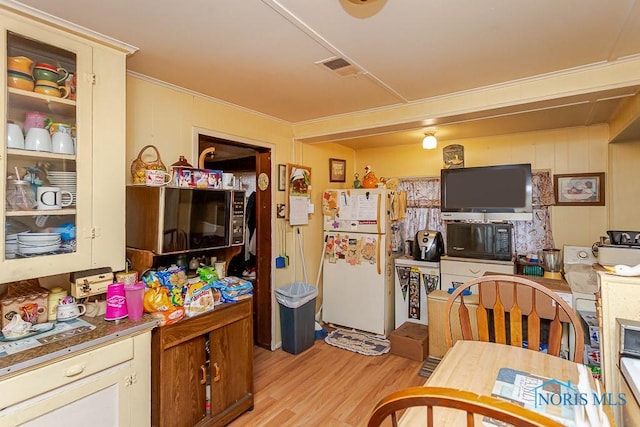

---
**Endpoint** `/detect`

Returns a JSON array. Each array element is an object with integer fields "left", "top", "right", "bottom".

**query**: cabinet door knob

[
  {"left": 200, "top": 364, "right": 207, "bottom": 385},
  {"left": 213, "top": 362, "right": 221, "bottom": 382}
]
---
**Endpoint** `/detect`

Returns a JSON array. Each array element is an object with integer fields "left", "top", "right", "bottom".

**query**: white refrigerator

[{"left": 321, "top": 188, "right": 401, "bottom": 336}]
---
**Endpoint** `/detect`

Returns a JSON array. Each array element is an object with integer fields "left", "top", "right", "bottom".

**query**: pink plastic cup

[
  {"left": 124, "top": 282, "right": 145, "bottom": 321},
  {"left": 105, "top": 282, "right": 128, "bottom": 320}
]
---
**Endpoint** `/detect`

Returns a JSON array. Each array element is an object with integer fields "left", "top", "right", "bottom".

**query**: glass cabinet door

[{"left": 4, "top": 30, "right": 89, "bottom": 266}]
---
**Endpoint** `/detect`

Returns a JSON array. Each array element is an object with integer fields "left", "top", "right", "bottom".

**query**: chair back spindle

[{"left": 445, "top": 275, "right": 584, "bottom": 363}]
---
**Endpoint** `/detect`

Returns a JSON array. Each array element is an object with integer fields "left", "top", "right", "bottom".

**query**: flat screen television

[{"left": 440, "top": 163, "right": 533, "bottom": 221}]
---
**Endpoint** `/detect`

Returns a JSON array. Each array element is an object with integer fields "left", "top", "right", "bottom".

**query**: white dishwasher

[{"left": 394, "top": 257, "right": 440, "bottom": 328}]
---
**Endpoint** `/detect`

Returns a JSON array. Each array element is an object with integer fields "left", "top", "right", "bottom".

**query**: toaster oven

[{"left": 618, "top": 318, "right": 640, "bottom": 358}]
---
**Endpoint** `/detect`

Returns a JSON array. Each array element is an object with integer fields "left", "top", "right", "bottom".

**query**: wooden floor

[{"left": 228, "top": 340, "right": 426, "bottom": 427}]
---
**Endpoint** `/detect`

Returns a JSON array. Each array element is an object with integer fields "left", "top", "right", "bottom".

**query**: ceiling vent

[{"left": 316, "top": 56, "right": 362, "bottom": 78}]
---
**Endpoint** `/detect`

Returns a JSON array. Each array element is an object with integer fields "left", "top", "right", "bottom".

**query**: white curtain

[{"left": 394, "top": 170, "right": 555, "bottom": 257}]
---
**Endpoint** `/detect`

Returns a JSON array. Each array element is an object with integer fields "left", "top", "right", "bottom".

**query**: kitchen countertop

[{"left": 0, "top": 314, "right": 158, "bottom": 378}]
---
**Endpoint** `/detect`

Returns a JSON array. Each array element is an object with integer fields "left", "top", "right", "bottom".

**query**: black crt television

[{"left": 440, "top": 163, "right": 533, "bottom": 221}]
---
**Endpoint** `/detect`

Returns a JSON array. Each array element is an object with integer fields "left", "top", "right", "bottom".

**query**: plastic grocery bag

[{"left": 275, "top": 282, "right": 318, "bottom": 309}]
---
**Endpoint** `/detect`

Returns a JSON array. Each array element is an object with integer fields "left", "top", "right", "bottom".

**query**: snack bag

[
  {"left": 212, "top": 276, "right": 253, "bottom": 302},
  {"left": 156, "top": 265, "right": 187, "bottom": 307},
  {"left": 184, "top": 279, "right": 215, "bottom": 317},
  {"left": 151, "top": 307, "right": 185, "bottom": 326},
  {"left": 143, "top": 286, "right": 174, "bottom": 313},
  {"left": 197, "top": 265, "right": 219, "bottom": 282}
]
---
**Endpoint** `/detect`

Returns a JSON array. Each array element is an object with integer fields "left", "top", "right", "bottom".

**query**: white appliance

[
  {"left": 563, "top": 245, "right": 598, "bottom": 312},
  {"left": 394, "top": 257, "right": 440, "bottom": 328},
  {"left": 322, "top": 188, "right": 401, "bottom": 336}
]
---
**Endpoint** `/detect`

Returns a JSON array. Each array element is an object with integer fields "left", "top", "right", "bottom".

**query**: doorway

[{"left": 198, "top": 133, "right": 272, "bottom": 349}]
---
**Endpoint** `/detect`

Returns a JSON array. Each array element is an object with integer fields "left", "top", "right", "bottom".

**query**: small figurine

[
  {"left": 362, "top": 165, "right": 379, "bottom": 189},
  {"left": 353, "top": 173, "right": 362, "bottom": 188}
]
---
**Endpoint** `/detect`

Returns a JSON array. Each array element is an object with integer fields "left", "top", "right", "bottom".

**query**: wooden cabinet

[
  {"left": 0, "top": 6, "right": 133, "bottom": 282},
  {"left": 620, "top": 370, "right": 640, "bottom": 427},
  {"left": 440, "top": 256, "right": 514, "bottom": 290},
  {"left": 151, "top": 299, "right": 253, "bottom": 427},
  {"left": 0, "top": 331, "right": 151, "bottom": 426},
  {"left": 596, "top": 271, "right": 640, "bottom": 426},
  {"left": 427, "top": 290, "right": 479, "bottom": 358}
]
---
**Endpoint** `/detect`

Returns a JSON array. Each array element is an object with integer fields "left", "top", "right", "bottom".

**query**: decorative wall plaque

[{"left": 443, "top": 144, "right": 464, "bottom": 169}]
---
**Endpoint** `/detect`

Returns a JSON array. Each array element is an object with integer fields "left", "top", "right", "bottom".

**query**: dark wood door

[
  {"left": 197, "top": 137, "right": 272, "bottom": 349},
  {"left": 254, "top": 151, "right": 272, "bottom": 348}
]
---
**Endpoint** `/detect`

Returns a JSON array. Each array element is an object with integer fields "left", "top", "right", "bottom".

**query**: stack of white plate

[
  {"left": 47, "top": 171, "right": 77, "bottom": 206},
  {"left": 5, "top": 233, "right": 18, "bottom": 259},
  {"left": 17, "top": 232, "right": 61, "bottom": 255}
]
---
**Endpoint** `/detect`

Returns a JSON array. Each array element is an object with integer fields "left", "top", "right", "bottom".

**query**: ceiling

[{"left": 10, "top": 0, "right": 640, "bottom": 151}]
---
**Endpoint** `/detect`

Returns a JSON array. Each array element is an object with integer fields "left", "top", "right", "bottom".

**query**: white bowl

[{"left": 25, "top": 128, "right": 52, "bottom": 152}]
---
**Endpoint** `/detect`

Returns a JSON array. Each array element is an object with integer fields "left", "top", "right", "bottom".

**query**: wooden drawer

[
  {"left": 0, "top": 337, "right": 133, "bottom": 409},
  {"left": 156, "top": 299, "right": 252, "bottom": 350},
  {"left": 441, "top": 258, "right": 514, "bottom": 277}
]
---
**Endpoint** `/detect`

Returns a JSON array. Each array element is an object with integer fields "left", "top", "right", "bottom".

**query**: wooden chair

[
  {"left": 367, "top": 386, "right": 563, "bottom": 427},
  {"left": 445, "top": 275, "right": 584, "bottom": 362}
]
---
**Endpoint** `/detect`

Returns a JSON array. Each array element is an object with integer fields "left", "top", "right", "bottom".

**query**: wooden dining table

[{"left": 398, "top": 340, "right": 615, "bottom": 426}]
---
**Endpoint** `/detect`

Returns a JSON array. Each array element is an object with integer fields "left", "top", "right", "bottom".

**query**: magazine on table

[{"left": 482, "top": 367, "right": 576, "bottom": 427}]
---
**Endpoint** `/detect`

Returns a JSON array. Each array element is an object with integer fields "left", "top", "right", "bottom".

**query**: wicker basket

[{"left": 130, "top": 144, "right": 167, "bottom": 184}]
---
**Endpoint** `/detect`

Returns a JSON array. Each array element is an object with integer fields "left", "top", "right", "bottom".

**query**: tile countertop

[
  {"left": 0, "top": 314, "right": 158, "bottom": 378},
  {"left": 621, "top": 357, "right": 640, "bottom": 404}
]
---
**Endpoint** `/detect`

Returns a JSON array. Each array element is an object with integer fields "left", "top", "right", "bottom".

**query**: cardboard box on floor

[{"left": 389, "top": 322, "right": 428, "bottom": 361}]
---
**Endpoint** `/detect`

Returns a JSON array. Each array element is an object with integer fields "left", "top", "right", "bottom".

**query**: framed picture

[
  {"left": 277, "top": 164, "right": 286, "bottom": 191},
  {"left": 329, "top": 158, "right": 346, "bottom": 182},
  {"left": 553, "top": 172, "right": 605, "bottom": 206}
]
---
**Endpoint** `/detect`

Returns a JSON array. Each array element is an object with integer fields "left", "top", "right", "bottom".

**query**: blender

[{"left": 540, "top": 248, "right": 563, "bottom": 279}]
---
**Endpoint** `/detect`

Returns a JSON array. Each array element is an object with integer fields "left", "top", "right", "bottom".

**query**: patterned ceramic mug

[{"left": 145, "top": 169, "right": 172, "bottom": 186}]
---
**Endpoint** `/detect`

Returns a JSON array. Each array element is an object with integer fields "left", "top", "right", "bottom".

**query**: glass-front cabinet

[{"left": 1, "top": 7, "right": 134, "bottom": 282}]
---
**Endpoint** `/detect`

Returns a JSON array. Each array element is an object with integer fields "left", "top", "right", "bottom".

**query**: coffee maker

[{"left": 413, "top": 230, "right": 444, "bottom": 262}]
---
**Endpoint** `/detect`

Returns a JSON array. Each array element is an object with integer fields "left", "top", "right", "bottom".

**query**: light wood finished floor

[{"left": 229, "top": 340, "right": 425, "bottom": 427}]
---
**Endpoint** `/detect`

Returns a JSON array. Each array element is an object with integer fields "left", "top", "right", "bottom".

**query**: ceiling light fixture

[
  {"left": 422, "top": 132, "right": 437, "bottom": 149},
  {"left": 340, "top": 0, "right": 387, "bottom": 18}
]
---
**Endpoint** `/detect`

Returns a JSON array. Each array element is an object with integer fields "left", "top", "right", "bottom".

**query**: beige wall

[
  {"left": 609, "top": 141, "right": 640, "bottom": 230},
  {"left": 352, "top": 125, "right": 611, "bottom": 248},
  {"left": 126, "top": 74, "right": 640, "bottom": 347},
  {"left": 126, "top": 76, "right": 360, "bottom": 345}
]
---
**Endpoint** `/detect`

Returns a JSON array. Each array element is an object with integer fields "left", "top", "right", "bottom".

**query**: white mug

[
  {"left": 7, "top": 123, "right": 24, "bottom": 149},
  {"left": 57, "top": 302, "right": 86, "bottom": 321},
  {"left": 37, "top": 186, "right": 73, "bottom": 210},
  {"left": 222, "top": 173, "right": 236, "bottom": 189},
  {"left": 52, "top": 132, "right": 74, "bottom": 154},
  {"left": 25, "top": 128, "right": 52, "bottom": 152},
  {"left": 145, "top": 169, "right": 172, "bottom": 186}
]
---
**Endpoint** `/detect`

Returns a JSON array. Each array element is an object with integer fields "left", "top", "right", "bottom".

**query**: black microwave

[
  {"left": 446, "top": 222, "right": 513, "bottom": 261},
  {"left": 126, "top": 186, "right": 245, "bottom": 254}
]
